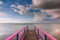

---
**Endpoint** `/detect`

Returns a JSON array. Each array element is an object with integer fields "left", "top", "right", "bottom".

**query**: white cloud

[
  {"left": 10, "top": 5, "right": 50, "bottom": 22},
  {"left": 34, "top": 13, "right": 47, "bottom": 21},
  {"left": 0, "top": 1, "right": 3, "bottom": 10},
  {"left": 10, "top": 5, "right": 15, "bottom": 7},
  {"left": 0, "top": 12, "right": 8, "bottom": 16},
  {"left": 0, "top": 18, "right": 18, "bottom": 23},
  {"left": 32, "top": 0, "right": 42, "bottom": 6},
  {"left": 32, "top": 0, "right": 60, "bottom": 9},
  {"left": 17, "top": 5, "right": 25, "bottom": 9},
  {"left": 46, "top": 9, "right": 60, "bottom": 19},
  {"left": 0, "top": 18, "right": 33, "bottom": 23},
  {"left": 0, "top": 1, "right": 3, "bottom": 5},
  {"left": 10, "top": 5, "right": 30, "bottom": 15},
  {"left": 33, "top": 8, "right": 60, "bottom": 23},
  {"left": 10, "top": 4, "right": 60, "bottom": 23}
]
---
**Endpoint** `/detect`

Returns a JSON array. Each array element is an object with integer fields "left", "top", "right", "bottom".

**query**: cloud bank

[
  {"left": 10, "top": 5, "right": 31, "bottom": 15},
  {"left": 9, "top": 0, "right": 60, "bottom": 23},
  {"left": 46, "top": 9, "right": 60, "bottom": 19},
  {"left": 10, "top": 4, "right": 46, "bottom": 22},
  {"left": 32, "top": 0, "right": 60, "bottom": 22},
  {"left": 32, "top": 0, "right": 60, "bottom": 9}
]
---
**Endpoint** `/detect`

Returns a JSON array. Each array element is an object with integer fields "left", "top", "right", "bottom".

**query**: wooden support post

[{"left": 26, "top": 26, "right": 28, "bottom": 32}]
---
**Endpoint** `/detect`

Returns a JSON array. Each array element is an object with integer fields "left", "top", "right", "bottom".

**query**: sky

[{"left": 0, "top": 0, "right": 60, "bottom": 23}]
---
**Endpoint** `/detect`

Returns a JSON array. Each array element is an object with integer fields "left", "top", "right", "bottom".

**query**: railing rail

[
  {"left": 6, "top": 26, "right": 28, "bottom": 40},
  {"left": 35, "top": 26, "right": 57, "bottom": 40}
]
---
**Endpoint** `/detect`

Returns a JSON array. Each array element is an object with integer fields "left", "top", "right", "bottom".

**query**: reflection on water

[{"left": 0, "top": 23, "right": 60, "bottom": 40}]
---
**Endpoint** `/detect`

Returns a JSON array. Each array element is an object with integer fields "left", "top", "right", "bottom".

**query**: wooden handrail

[
  {"left": 6, "top": 26, "right": 28, "bottom": 40},
  {"left": 35, "top": 26, "right": 57, "bottom": 40}
]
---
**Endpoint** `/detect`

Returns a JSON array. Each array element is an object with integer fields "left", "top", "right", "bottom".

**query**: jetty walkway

[{"left": 5, "top": 26, "right": 56, "bottom": 40}]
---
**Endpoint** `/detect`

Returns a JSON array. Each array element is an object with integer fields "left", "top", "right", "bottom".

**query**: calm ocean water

[{"left": 0, "top": 23, "right": 60, "bottom": 40}]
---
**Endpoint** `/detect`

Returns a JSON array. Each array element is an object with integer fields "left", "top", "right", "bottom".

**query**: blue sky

[
  {"left": 0, "top": 0, "right": 60, "bottom": 23},
  {"left": 0, "top": 0, "right": 34, "bottom": 23}
]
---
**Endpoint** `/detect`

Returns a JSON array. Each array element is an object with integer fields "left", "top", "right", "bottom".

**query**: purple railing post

[
  {"left": 24, "top": 28, "right": 25, "bottom": 35},
  {"left": 44, "top": 34, "right": 47, "bottom": 40},
  {"left": 23, "top": 28, "right": 25, "bottom": 40},
  {"left": 37, "top": 29, "right": 39, "bottom": 36},
  {"left": 16, "top": 34, "right": 19, "bottom": 40},
  {"left": 37, "top": 28, "right": 39, "bottom": 39}
]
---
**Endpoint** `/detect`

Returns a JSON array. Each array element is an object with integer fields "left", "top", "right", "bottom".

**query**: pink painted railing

[
  {"left": 6, "top": 26, "right": 28, "bottom": 40},
  {"left": 35, "top": 26, "right": 57, "bottom": 40}
]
